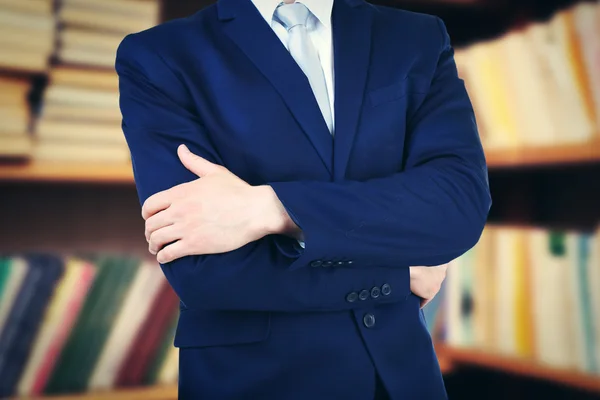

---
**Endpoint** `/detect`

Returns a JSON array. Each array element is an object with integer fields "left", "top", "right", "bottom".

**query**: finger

[
  {"left": 178, "top": 144, "right": 221, "bottom": 178},
  {"left": 145, "top": 210, "right": 174, "bottom": 242},
  {"left": 149, "top": 225, "right": 182, "bottom": 255},
  {"left": 142, "top": 190, "right": 173, "bottom": 220},
  {"left": 156, "top": 240, "right": 189, "bottom": 264}
]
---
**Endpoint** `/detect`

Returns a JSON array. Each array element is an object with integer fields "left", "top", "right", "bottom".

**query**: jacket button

[
  {"left": 363, "top": 313, "right": 376, "bottom": 328},
  {"left": 370, "top": 286, "right": 381, "bottom": 299},
  {"left": 346, "top": 291, "right": 358, "bottom": 303},
  {"left": 322, "top": 261, "right": 333, "bottom": 267},
  {"left": 310, "top": 260, "right": 322, "bottom": 267},
  {"left": 335, "top": 261, "right": 345, "bottom": 267},
  {"left": 359, "top": 289, "right": 370, "bottom": 301},
  {"left": 381, "top": 283, "right": 392, "bottom": 296}
]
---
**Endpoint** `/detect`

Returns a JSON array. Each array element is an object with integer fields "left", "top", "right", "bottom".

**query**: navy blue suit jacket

[{"left": 116, "top": 0, "right": 491, "bottom": 398}]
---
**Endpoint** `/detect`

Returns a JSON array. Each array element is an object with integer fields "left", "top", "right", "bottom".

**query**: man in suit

[{"left": 115, "top": 0, "right": 491, "bottom": 398}]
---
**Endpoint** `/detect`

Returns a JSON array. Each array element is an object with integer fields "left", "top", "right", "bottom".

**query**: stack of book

[
  {"left": 34, "top": 67, "right": 130, "bottom": 163},
  {"left": 444, "top": 225, "right": 600, "bottom": 375},
  {"left": 56, "top": 0, "right": 160, "bottom": 68},
  {"left": 455, "top": 1, "right": 600, "bottom": 150},
  {"left": 0, "top": 0, "right": 56, "bottom": 159},
  {"left": 31, "top": 0, "right": 161, "bottom": 164},
  {"left": 0, "top": 77, "right": 32, "bottom": 158},
  {"left": 0, "top": 253, "right": 179, "bottom": 398},
  {"left": 0, "top": 0, "right": 55, "bottom": 73}
]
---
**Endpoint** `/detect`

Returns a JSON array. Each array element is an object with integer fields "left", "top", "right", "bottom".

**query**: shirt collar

[{"left": 251, "top": 0, "right": 334, "bottom": 28}]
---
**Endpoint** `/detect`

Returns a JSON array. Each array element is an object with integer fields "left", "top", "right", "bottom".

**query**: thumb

[{"left": 177, "top": 144, "right": 220, "bottom": 177}]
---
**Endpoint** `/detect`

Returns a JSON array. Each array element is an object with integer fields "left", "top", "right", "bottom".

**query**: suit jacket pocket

[{"left": 174, "top": 308, "right": 271, "bottom": 348}]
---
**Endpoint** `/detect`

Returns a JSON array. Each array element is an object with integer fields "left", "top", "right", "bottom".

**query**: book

[
  {"left": 144, "top": 313, "right": 178, "bottom": 385},
  {"left": 16, "top": 258, "right": 96, "bottom": 397},
  {"left": 33, "top": 139, "right": 130, "bottom": 164},
  {"left": 444, "top": 225, "right": 600, "bottom": 374},
  {"left": 0, "top": 0, "right": 53, "bottom": 15},
  {"left": 48, "top": 66, "right": 119, "bottom": 92},
  {"left": 64, "top": 257, "right": 138, "bottom": 392},
  {"left": 88, "top": 261, "right": 165, "bottom": 390},
  {"left": 36, "top": 119, "right": 126, "bottom": 145},
  {"left": 0, "top": 254, "right": 64, "bottom": 397},
  {"left": 116, "top": 282, "right": 179, "bottom": 386}
]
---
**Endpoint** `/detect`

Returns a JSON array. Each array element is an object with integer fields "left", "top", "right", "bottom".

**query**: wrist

[{"left": 251, "top": 185, "right": 289, "bottom": 237}]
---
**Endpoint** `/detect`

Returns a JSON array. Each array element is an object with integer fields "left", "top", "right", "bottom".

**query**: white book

[
  {"left": 528, "top": 229, "right": 547, "bottom": 364},
  {"left": 0, "top": 135, "right": 32, "bottom": 157},
  {"left": 0, "top": 0, "right": 53, "bottom": 14},
  {"left": 527, "top": 14, "right": 595, "bottom": 144},
  {"left": 60, "top": 27, "right": 126, "bottom": 54},
  {"left": 565, "top": 232, "right": 587, "bottom": 371},
  {"left": 44, "top": 85, "right": 119, "bottom": 109},
  {"left": 498, "top": 31, "right": 558, "bottom": 146},
  {"left": 446, "top": 257, "right": 464, "bottom": 347},
  {"left": 41, "top": 103, "right": 122, "bottom": 123},
  {"left": 58, "top": 6, "right": 156, "bottom": 35},
  {"left": 572, "top": 2, "right": 600, "bottom": 129},
  {"left": 34, "top": 140, "right": 130, "bottom": 164},
  {"left": 0, "top": 47, "right": 49, "bottom": 73},
  {"left": 494, "top": 228, "right": 519, "bottom": 355},
  {"left": 88, "top": 262, "right": 165, "bottom": 390},
  {"left": 588, "top": 227, "right": 600, "bottom": 373},
  {"left": 538, "top": 231, "right": 572, "bottom": 368},
  {"left": 0, "top": 24, "right": 55, "bottom": 53},
  {"left": 157, "top": 345, "right": 179, "bottom": 385},
  {"left": 62, "top": 0, "right": 160, "bottom": 20},
  {"left": 57, "top": 45, "right": 117, "bottom": 69},
  {"left": 0, "top": 8, "right": 55, "bottom": 32},
  {"left": 36, "top": 119, "right": 125, "bottom": 145}
]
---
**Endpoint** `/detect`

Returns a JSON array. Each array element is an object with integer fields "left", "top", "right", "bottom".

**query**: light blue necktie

[{"left": 274, "top": 2, "right": 334, "bottom": 135}]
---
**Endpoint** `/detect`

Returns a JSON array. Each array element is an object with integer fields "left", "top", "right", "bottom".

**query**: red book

[
  {"left": 31, "top": 261, "right": 96, "bottom": 395},
  {"left": 116, "top": 281, "right": 178, "bottom": 386}
]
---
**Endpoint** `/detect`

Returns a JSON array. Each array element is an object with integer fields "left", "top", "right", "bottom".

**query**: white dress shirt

[{"left": 251, "top": 0, "right": 335, "bottom": 129}]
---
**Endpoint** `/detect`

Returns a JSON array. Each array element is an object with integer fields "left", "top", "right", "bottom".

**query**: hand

[
  {"left": 409, "top": 264, "right": 448, "bottom": 308},
  {"left": 142, "top": 145, "right": 293, "bottom": 263}
]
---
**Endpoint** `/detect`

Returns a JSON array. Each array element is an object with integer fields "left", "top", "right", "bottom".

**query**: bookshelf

[
  {"left": 437, "top": 346, "right": 600, "bottom": 394},
  {"left": 484, "top": 140, "right": 600, "bottom": 169},
  {"left": 0, "top": 162, "right": 134, "bottom": 184},
  {"left": 31, "top": 385, "right": 178, "bottom": 400},
  {"left": 26, "top": 345, "right": 600, "bottom": 399},
  {"left": 2, "top": 0, "right": 600, "bottom": 399},
  {"left": 1, "top": 141, "right": 599, "bottom": 184}
]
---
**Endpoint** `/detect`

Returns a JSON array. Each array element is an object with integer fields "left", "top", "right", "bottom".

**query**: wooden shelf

[
  {"left": 0, "top": 162, "right": 133, "bottom": 184},
  {"left": 23, "top": 385, "right": 177, "bottom": 400},
  {"left": 1, "top": 141, "right": 598, "bottom": 184},
  {"left": 437, "top": 345, "right": 600, "bottom": 394},
  {"left": 485, "top": 140, "right": 600, "bottom": 169},
  {"left": 15, "top": 347, "right": 600, "bottom": 398}
]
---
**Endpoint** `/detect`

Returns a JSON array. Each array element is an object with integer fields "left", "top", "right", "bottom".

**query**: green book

[
  {"left": 0, "top": 258, "right": 11, "bottom": 302},
  {"left": 45, "top": 256, "right": 111, "bottom": 394},
  {"left": 72, "top": 256, "right": 139, "bottom": 392},
  {"left": 143, "top": 312, "right": 178, "bottom": 385}
]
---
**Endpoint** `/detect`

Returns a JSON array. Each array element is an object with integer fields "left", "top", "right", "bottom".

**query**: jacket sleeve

[
  {"left": 270, "top": 18, "right": 492, "bottom": 271},
  {"left": 115, "top": 33, "right": 412, "bottom": 312}
]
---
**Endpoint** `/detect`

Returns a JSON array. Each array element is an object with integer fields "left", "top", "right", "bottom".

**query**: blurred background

[{"left": 0, "top": 0, "right": 598, "bottom": 399}]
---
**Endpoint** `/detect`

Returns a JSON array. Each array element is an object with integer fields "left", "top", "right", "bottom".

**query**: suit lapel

[
  {"left": 332, "top": 0, "right": 373, "bottom": 180},
  {"left": 218, "top": 0, "right": 333, "bottom": 175}
]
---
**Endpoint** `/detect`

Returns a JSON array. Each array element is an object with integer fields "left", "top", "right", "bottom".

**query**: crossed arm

[{"left": 116, "top": 24, "right": 490, "bottom": 312}]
